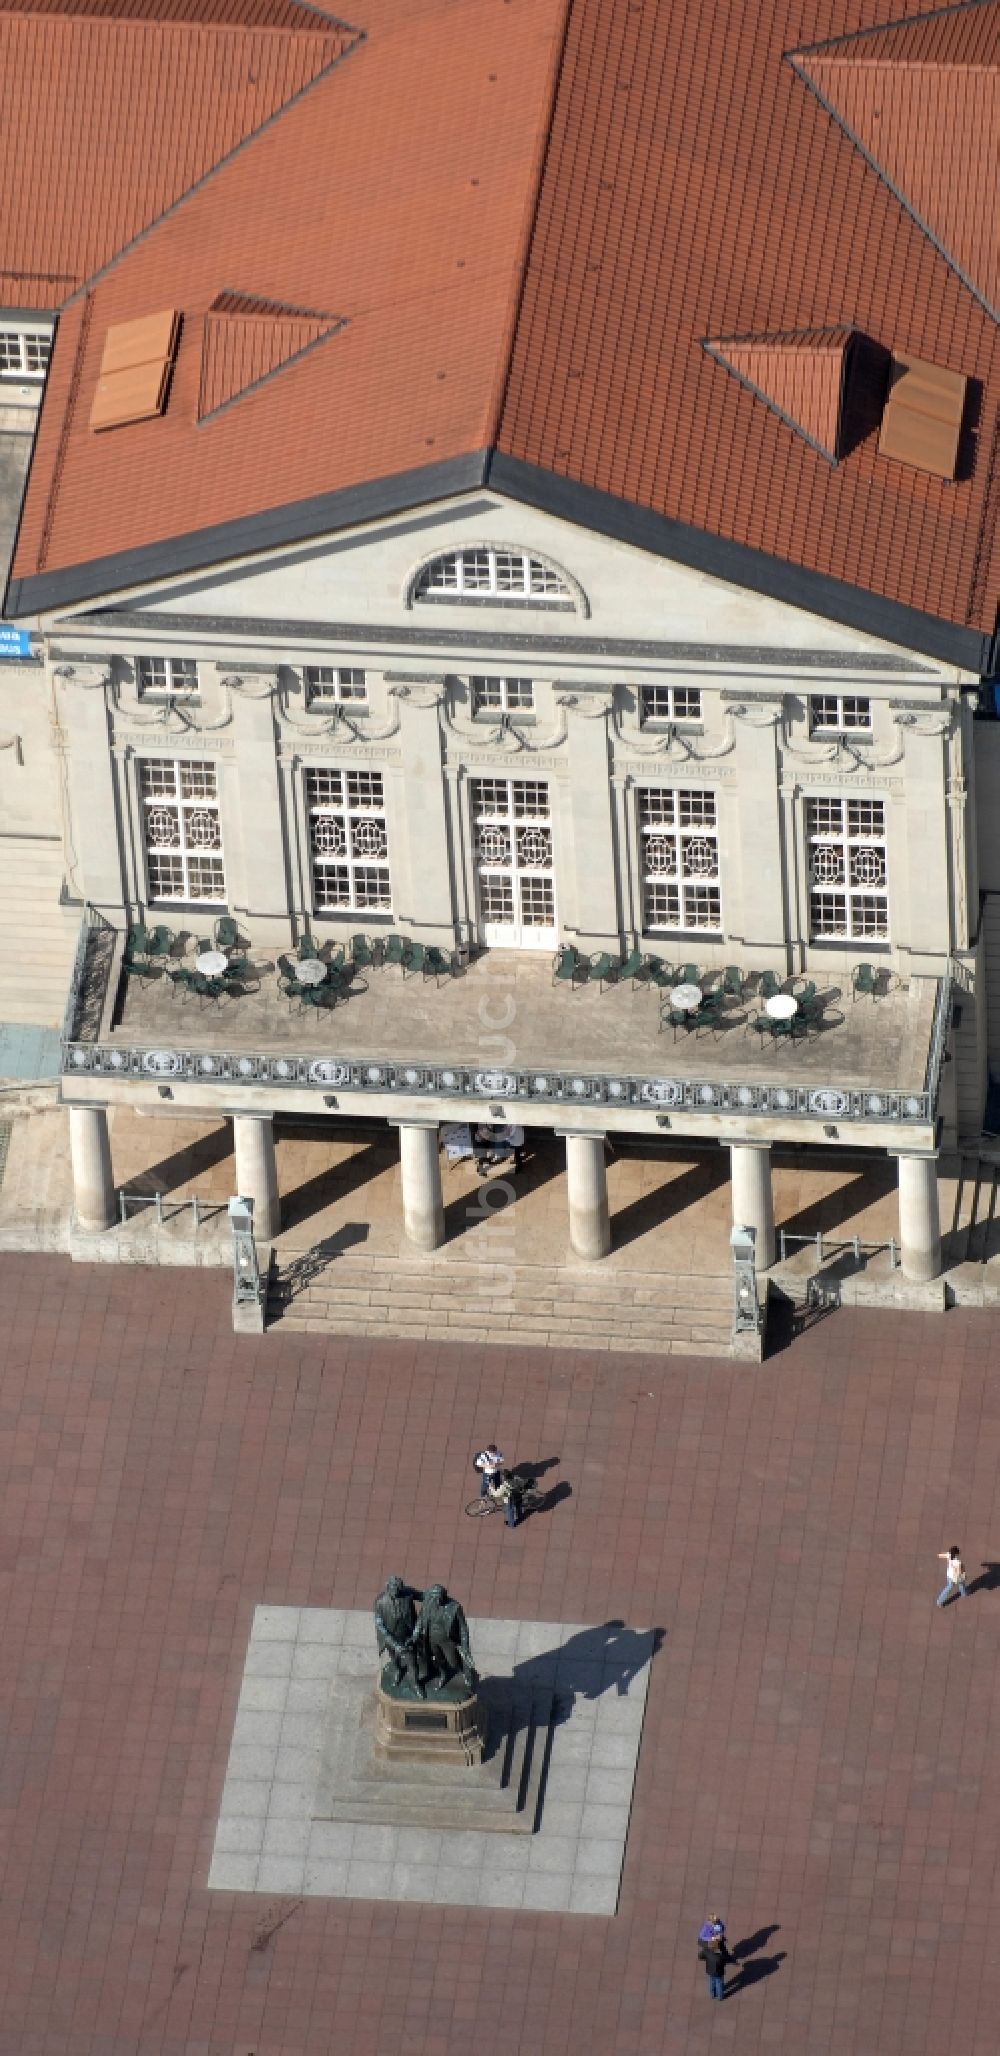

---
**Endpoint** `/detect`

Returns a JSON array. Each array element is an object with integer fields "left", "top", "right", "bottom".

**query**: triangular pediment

[
  {"left": 791, "top": 6, "right": 1000, "bottom": 321},
  {"left": 703, "top": 328, "right": 855, "bottom": 461},
  {"left": 197, "top": 292, "right": 345, "bottom": 423}
]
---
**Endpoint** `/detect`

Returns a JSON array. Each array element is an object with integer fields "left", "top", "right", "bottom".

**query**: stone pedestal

[{"left": 374, "top": 1683, "right": 484, "bottom": 1766}]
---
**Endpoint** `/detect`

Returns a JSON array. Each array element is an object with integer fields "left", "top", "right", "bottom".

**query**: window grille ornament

[
  {"left": 851, "top": 847, "right": 886, "bottom": 888},
  {"left": 477, "top": 826, "right": 511, "bottom": 866},
  {"left": 516, "top": 825, "right": 553, "bottom": 868},
  {"left": 185, "top": 808, "right": 221, "bottom": 848},
  {"left": 645, "top": 833, "right": 674, "bottom": 875},
  {"left": 682, "top": 835, "right": 717, "bottom": 877},
  {"left": 812, "top": 844, "right": 844, "bottom": 884},
  {"left": 146, "top": 806, "right": 180, "bottom": 847},
  {"left": 352, "top": 818, "right": 388, "bottom": 859},
  {"left": 312, "top": 815, "right": 347, "bottom": 856}
]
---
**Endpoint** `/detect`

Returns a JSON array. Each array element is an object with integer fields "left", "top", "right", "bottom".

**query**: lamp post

[
  {"left": 730, "top": 1222, "right": 761, "bottom": 1338},
  {"left": 229, "top": 1193, "right": 265, "bottom": 1331}
]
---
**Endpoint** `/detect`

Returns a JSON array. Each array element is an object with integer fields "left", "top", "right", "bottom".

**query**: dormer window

[
  {"left": 304, "top": 666, "right": 367, "bottom": 706},
  {"left": 412, "top": 548, "right": 576, "bottom": 608},
  {"left": 137, "top": 656, "right": 200, "bottom": 699}
]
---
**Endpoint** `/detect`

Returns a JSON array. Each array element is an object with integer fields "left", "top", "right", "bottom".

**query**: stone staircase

[
  {"left": 0, "top": 837, "right": 78, "bottom": 1027},
  {"left": 267, "top": 1248, "right": 739, "bottom": 1356}
]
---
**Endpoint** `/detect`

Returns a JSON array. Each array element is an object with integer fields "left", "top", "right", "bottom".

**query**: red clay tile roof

[
  {"left": 6, "top": 0, "right": 1000, "bottom": 663},
  {"left": 703, "top": 330, "right": 856, "bottom": 465},
  {"left": 0, "top": 2, "right": 355, "bottom": 309},
  {"left": 791, "top": 7, "right": 1000, "bottom": 322}
]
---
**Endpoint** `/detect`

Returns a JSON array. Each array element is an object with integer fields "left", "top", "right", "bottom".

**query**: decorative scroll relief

[
  {"left": 611, "top": 707, "right": 736, "bottom": 761},
  {"left": 281, "top": 697, "right": 403, "bottom": 744},
  {"left": 220, "top": 669, "right": 279, "bottom": 701},
  {"left": 444, "top": 698, "right": 569, "bottom": 756},
  {"left": 53, "top": 662, "right": 111, "bottom": 691},
  {"left": 554, "top": 689, "right": 615, "bottom": 720}
]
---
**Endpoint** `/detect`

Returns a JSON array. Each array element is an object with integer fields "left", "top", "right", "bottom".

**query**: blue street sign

[{"left": 0, "top": 627, "right": 31, "bottom": 659}]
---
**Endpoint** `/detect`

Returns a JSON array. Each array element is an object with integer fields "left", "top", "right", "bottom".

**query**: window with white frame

[
  {"left": 639, "top": 684, "right": 703, "bottom": 723},
  {"left": 140, "top": 758, "right": 225, "bottom": 902},
  {"left": 807, "top": 796, "right": 888, "bottom": 939},
  {"left": 639, "top": 786, "right": 722, "bottom": 931},
  {"left": 470, "top": 675, "right": 534, "bottom": 715},
  {"left": 413, "top": 548, "right": 573, "bottom": 605},
  {"left": 304, "top": 666, "right": 367, "bottom": 705},
  {"left": 809, "top": 693, "right": 872, "bottom": 733},
  {"left": 306, "top": 767, "right": 391, "bottom": 912},
  {"left": 0, "top": 329, "right": 51, "bottom": 380},
  {"left": 136, "top": 655, "right": 200, "bottom": 699}
]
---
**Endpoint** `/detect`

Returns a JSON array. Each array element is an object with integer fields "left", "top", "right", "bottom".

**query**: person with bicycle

[{"left": 473, "top": 1444, "right": 522, "bottom": 1529}]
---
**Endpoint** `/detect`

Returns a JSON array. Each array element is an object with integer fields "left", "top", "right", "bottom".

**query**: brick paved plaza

[{"left": 2, "top": 1257, "right": 1000, "bottom": 2053}]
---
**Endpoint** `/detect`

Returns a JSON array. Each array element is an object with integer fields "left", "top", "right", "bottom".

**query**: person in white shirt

[
  {"left": 474, "top": 1445, "right": 505, "bottom": 1498},
  {"left": 936, "top": 1546, "right": 968, "bottom": 1606}
]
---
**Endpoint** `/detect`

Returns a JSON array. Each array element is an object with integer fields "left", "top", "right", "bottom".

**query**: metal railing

[
  {"left": 118, "top": 1190, "right": 226, "bottom": 1229},
  {"left": 778, "top": 1229, "right": 899, "bottom": 1269}
]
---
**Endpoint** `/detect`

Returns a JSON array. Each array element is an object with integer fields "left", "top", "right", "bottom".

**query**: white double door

[{"left": 473, "top": 776, "right": 557, "bottom": 949}]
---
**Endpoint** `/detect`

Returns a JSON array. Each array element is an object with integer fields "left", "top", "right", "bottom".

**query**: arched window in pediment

[{"left": 408, "top": 545, "right": 585, "bottom": 612}]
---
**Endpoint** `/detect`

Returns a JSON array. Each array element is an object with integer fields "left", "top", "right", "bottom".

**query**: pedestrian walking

[
  {"left": 698, "top": 1915, "right": 732, "bottom": 2001},
  {"left": 936, "top": 1545, "right": 968, "bottom": 1607}
]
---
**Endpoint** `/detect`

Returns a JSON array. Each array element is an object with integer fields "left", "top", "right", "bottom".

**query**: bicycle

[{"left": 465, "top": 1480, "right": 545, "bottom": 1520}]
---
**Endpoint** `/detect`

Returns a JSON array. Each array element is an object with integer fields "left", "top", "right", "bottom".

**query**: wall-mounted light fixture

[
  {"left": 824, "top": 1124, "right": 838, "bottom": 1139},
  {"left": 324, "top": 1095, "right": 338, "bottom": 1108},
  {"left": 656, "top": 1114, "right": 671, "bottom": 1129},
  {"left": 157, "top": 1085, "right": 172, "bottom": 1099},
  {"left": 489, "top": 1104, "right": 504, "bottom": 1118}
]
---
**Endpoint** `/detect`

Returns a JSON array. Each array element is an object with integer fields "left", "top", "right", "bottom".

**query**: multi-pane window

[
  {"left": 639, "top": 787, "right": 722, "bottom": 931},
  {"left": 809, "top": 693, "right": 872, "bottom": 733},
  {"left": 0, "top": 329, "right": 51, "bottom": 379},
  {"left": 140, "top": 759, "right": 225, "bottom": 902},
  {"left": 639, "top": 684, "right": 703, "bottom": 723},
  {"left": 304, "top": 666, "right": 367, "bottom": 705},
  {"left": 807, "top": 796, "right": 888, "bottom": 939},
  {"left": 471, "top": 676, "right": 534, "bottom": 715},
  {"left": 414, "top": 549, "right": 573, "bottom": 605},
  {"left": 136, "top": 655, "right": 200, "bottom": 699},
  {"left": 306, "top": 767, "right": 391, "bottom": 912},
  {"left": 473, "top": 778, "right": 556, "bottom": 942}
]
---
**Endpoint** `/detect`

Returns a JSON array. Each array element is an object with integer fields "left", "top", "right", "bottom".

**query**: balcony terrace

[{"left": 62, "top": 914, "right": 948, "bottom": 1145}]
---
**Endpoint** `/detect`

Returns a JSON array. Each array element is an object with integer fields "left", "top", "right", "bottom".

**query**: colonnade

[{"left": 65, "top": 1102, "right": 944, "bottom": 1284}]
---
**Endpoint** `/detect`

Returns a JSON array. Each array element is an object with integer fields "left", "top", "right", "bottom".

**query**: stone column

[
  {"left": 896, "top": 1151, "right": 942, "bottom": 1283},
  {"left": 68, "top": 1103, "right": 115, "bottom": 1231},
  {"left": 232, "top": 1112, "right": 280, "bottom": 1241},
  {"left": 730, "top": 1139, "right": 775, "bottom": 1271},
  {"left": 563, "top": 1130, "right": 611, "bottom": 1261},
  {"left": 397, "top": 1121, "right": 445, "bottom": 1251}
]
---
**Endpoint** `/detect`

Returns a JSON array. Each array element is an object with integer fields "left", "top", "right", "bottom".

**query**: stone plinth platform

[
  {"left": 374, "top": 1679, "right": 484, "bottom": 1764},
  {"left": 319, "top": 1672, "right": 552, "bottom": 1833},
  {"left": 208, "top": 1609, "right": 657, "bottom": 1913}
]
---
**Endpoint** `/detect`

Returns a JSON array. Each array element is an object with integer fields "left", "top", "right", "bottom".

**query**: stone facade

[{"left": 2, "top": 490, "right": 991, "bottom": 1281}]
